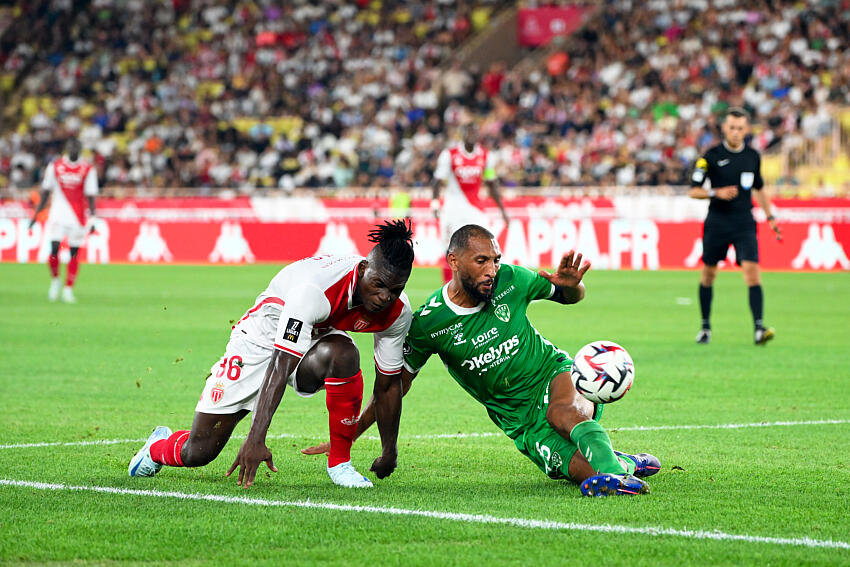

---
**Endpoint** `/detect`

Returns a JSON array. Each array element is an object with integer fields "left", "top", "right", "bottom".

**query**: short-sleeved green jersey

[{"left": 403, "top": 264, "right": 573, "bottom": 439}]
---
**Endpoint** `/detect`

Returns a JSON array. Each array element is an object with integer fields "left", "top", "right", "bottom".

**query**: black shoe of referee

[{"left": 754, "top": 327, "right": 775, "bottom": 346}]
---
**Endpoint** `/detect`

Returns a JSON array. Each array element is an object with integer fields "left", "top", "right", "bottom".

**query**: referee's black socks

[
  {"left": 749, "top": 284, "right": 764, "bottom": 330},
  {"left": 699, "top": 284, "right": 712, "bottom": 329}
]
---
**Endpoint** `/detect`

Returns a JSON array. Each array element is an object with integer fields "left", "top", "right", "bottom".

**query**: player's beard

[{"left": 460, "top": 272, "right": 494, "bottom": 304}]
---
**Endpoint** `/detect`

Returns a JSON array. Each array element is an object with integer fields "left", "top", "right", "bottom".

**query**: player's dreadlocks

[{"left": 367, "top": 218, "right": 415, "bottom": 272}]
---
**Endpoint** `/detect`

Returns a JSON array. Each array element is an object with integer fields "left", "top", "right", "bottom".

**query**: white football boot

[
  {"left": 128, "top": 426, "right": 173, "bottom": 477},
  {"left": 48, "top": 278, "right": 61, "bottom": 302},
  {"left": 61, "top": 286, "right": 76, "bottom": 303},
  {"left": 327, "top": 461, "right": 373, "bottom": 488}
]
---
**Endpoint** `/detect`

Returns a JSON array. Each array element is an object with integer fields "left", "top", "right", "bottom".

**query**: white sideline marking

[
  {"left": 1, "top": 419, "right": 848, "bottom": 450},
  {"left": 0, "top": 478, "right": 847, "bottom": 550}
]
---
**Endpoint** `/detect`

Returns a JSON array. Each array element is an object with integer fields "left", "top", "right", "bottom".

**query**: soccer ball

[{"left": 570, "top": 340, "right": 635, "bottom": 404}]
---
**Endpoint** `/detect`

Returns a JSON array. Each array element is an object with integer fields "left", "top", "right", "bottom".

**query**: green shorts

[{"left": 513, "top": 378, "right": 603, "bottom": 480}]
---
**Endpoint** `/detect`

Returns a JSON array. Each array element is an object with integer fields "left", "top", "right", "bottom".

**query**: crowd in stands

[{"left": 0, "top": 0, "right": 848, "bottom": 197}]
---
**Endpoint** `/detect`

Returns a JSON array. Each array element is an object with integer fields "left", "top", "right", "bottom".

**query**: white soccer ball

[{"left": 570, "top": 340, "right": 635, "bottom": 404}]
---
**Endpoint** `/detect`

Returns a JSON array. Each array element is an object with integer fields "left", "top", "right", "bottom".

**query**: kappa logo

[
  {"left": 283, "top": 318, "right": 303, "bottom": 342},
  {"left": 420, "top": 296, "right": 442, "bottom": 316},
  {"left": 494, "top": 304, "right": 511, "bottom": 323},
  {"left": 461, "top": 335, "right": 520, "bottom": 371},
  {"left": 791, "top": 224, "right": 850, "bottom": 270}
]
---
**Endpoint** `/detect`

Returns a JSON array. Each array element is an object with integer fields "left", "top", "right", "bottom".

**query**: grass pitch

[{"left": 1, "top": 263, "right": 849, "bottom": 566}]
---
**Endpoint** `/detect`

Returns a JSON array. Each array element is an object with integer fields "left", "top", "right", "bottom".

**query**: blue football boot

[
  {"left": 580, "top": 473, "right": 649, "bottom": 497},
  {"left": 614, "top": 451, "right": 661, "bottom": 478}
]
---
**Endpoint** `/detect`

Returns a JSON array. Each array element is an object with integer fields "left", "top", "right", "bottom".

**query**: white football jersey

[
  {"left": 42, "top": 156, "right": 98, "bottom": 227},
  {"left": 232, "top": 255, "right": 412, "bottom": 375},
  {"left": 433, "top": 144, "right": 497, "bottom": 211}
]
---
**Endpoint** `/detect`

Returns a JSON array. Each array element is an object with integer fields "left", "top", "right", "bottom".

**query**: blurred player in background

[
  {"left": 306, "top": 224, "right": 660, "bottom": 497},
  {"left": 28, "top": 139, "right": 98, "bottom": 303},
  {"left": 432, "top": 122, "right": 509, "bottom": 283},
  {"left": 129, "top": 220, "right": 415, "bottom": 489},
  {"left": 689, "top": 108, "right": 781, "bottom": 346}
]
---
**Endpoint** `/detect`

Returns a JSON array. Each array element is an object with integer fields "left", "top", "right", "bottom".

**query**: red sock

[
  {"left": 66, "top": 255, "right": 79, "bottom": 287},
  {"left": 325, "top": 371, "right": 363, "bottom": 468},
  {"left": 48, "top": 254, "right": 59, "bottom": 278},
  {"left": 149, "top": 430, "right": 190, "bottom": 467}
]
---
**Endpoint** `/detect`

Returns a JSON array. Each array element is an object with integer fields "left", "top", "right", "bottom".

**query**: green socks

[{"left": 569, "top": 419, "right": 627, "bottom": 475}]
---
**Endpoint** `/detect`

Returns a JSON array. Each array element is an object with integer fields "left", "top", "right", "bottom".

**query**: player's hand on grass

[
  {"left": 226, "top": 439, "right": 278, "bottom": 488},
  {"left": 370, "top": 452, "right": 397, "bottom": 479},
  {"left": 715, "top": 185, "right": 738, "bottom": 200},
  {"left": 301, "top": 441, "right": 330, "bottom": 456},
  {"left": 539, "top": 250, "right": 591, "bottom": 289}
]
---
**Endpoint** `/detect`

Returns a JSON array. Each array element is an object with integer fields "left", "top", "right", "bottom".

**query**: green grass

[{"left": 1, "top": 263, "right": 849, "bottom": 566}]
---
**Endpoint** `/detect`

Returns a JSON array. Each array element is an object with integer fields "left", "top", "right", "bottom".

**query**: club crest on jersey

[
  {"left": 284, "top": 318, "right": 303, "bottom": 342},
  {"left": 494, "top": 304, "right": 510, "bottom": 323},
  {"left": 210, "top": 382, "right": 224, "bottom": 404},
  {"left": 353, "top": 318, "right": 370, "bottom": 331}
]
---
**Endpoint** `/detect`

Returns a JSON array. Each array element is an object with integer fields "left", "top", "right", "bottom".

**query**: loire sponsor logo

[
  {"left": 471, "top": 327, "right": 500, "bottom": 348},
  {"left": 461, "top": 335, "right": 520, "bottom": 371}
]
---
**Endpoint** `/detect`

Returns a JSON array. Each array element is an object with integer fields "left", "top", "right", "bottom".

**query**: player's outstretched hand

[
  {"left": 370, "top": 453, "right": 397, "bottom": 479},
  {"left": 538, "top": 250, "right": 591, "bottom": 289},
  {"left": 226, "top": 439, "right": 278, "bottom": 489},
  {"left": 301, "top": 441, "right": 330, "bottom": 456}
]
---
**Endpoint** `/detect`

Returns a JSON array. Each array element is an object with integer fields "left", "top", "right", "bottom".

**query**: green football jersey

[{"left": 403, "top": 264, "right": 573, "bottom": 439}]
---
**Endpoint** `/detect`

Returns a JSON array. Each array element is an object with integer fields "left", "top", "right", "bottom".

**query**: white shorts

[
  {"left": 195, "top": 329, "right": 350, "bottom": 414},
  {"left": 46, "top": 221, "right": 87, "bottom": 247},
  {"left": 441, "top": 199, "right": 509, "bottom": 245}
]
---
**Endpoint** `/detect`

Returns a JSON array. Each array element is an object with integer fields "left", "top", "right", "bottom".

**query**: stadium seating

[{"left": 0, "top": 0, "right": 847, "bottom": 196}]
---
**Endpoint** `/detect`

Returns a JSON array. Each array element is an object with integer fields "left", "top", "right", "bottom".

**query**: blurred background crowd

[{"left": 1, "top": 0, "right": 848, "bottom": 198}]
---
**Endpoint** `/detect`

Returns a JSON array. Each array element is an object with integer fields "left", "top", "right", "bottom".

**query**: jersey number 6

[{"left": 216, "top": 355, "right": 243, "bottom": 381}]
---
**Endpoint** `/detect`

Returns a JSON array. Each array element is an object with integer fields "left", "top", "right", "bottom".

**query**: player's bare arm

[
  {"left": 302, "top": 368, "right": 417, "bottom": 457},
  {"left": 537, "top": 250, "right": 590, "bottom": 304},
  {"left": 28, "top": 190, "right": 51, "bottom": 230},
  {"left": 226, "top": 350, "right": 298, "bottom": 488},
  {"left": 753, "top": 186, "right": 782, "bottom": 241},
  {"left": 87, "top": 195, "right": 97, "bottom": 233},
  {"left": 369, "top": 368, "right": 404, "bottom": 478},
  {"left": 486, "top": 180, "right": 509, "bottom": 224}
]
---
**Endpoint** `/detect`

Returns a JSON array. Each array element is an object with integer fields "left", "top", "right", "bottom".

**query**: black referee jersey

[{"left": 691, "top": 143, "right": 764, "bottom": 219}]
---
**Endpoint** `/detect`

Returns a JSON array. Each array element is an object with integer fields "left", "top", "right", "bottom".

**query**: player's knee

[
  {"left": 321, "top": 336, "right": 360, "bottom": 378},
  {"left": 50, "top": 241, "right": 60, "bottom": 256},
  {"left": 546, "top": 403, "right": 583, "bottom": 436},
  {"left": 69, "top": 247, "right": 80, "bottom": 258}
]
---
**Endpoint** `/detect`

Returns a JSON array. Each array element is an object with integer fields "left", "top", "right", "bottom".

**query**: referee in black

[{"left": 689, "top": 107, "right": 781, "bottom": 346}]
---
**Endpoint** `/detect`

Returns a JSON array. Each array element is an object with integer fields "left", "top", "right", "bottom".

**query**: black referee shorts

[{"left": 701, "top": 218, "right": 759, "bottom": 266}]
